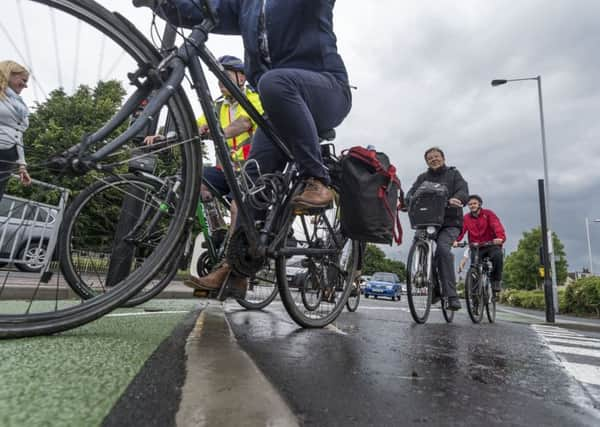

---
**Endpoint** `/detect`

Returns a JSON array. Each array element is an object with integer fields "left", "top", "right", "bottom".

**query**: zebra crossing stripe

[{"left": 532, "top": 324, "right": 600, "bottom": 404}]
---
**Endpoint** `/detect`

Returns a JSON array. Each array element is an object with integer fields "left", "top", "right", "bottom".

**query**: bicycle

[
  {"left": 456, "top": 242, "right": 497, "bottom": 323},
  {"left": 405, "top": 224, "right": 455, "bottom": 324},
  {"left": 0, "top": 0, "right": 358, "bottom": 337},
  {"left": 56, "top": 166, "right": 278, "bottom": 310}
]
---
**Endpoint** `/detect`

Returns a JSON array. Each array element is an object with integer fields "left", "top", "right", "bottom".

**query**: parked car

[
  {"left": 0, "top": 195, "right": 57, "bottom": 272},
  {"left": 285, "top": 256, "right": 308, "bottom": 288},
  {"left": 364, "top": 272, "right": 402, "bottom": 301}
]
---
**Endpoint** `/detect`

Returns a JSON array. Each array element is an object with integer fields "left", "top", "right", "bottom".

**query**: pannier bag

[
  {"left": 339, "top": 146, "right": 403, "bottom": 244},
  {"left": 408, "top": 181, "right": 448, "bottom": 229}
]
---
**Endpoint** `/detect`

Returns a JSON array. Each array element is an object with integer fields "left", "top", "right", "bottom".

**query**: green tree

[
  {"left": 362, "top": 244, "right": 406, "bottom": 279},
  {"left": 504, "top": 227, "right": 568, "bottom": 290}
]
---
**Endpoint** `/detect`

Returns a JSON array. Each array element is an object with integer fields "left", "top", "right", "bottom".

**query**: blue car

[{"left": 364, "top": 272, "right": 402, "bottom": 301}]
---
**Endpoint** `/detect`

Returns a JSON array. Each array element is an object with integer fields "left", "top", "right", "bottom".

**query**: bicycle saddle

[{"left": 319, "top": 129, "right": 336, "bottom": 141}]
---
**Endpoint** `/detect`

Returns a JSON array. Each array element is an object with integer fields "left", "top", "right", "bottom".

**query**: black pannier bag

[
  {"left": 408, "top": 181, "right": 448, "bottom": 229},
  {"left": 339, "top": 146, "right": 403, "bottom": 244}
]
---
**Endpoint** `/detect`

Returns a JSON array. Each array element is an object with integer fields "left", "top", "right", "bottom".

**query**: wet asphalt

[{"left": 226, "top": 297, "right": 600, "bottom": 427}]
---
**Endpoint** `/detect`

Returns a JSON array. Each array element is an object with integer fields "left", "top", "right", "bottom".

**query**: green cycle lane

[{"left": 0, "top": 299, "right": 202, "bottom": 427}]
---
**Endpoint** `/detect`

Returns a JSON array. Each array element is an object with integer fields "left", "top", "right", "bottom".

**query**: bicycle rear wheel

[
  {"left": 464, "top": 269, "right": 484, "bottom": 324},
  {"left": 277, "top": 199, "right": 359, "bottom": 328},
  {"left": 236, "top": 261, "right": 279, "bottom": 310},
  {"left": 484, "top": 277, "right": 496, "bottom": 323},
  {"left": 0, "top": 0, "right": 200, "bottom": 338},
  {"left": 406, "top": 239, "right": 432, "bottom": 324}
]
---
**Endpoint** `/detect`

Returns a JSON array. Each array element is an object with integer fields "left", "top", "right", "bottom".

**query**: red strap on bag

[
  {"left": 378, "top": 186, "right": 403, "bottom": 245},
  {"left": 343, "top": 146, "right": 403, "bottom": 245},
  {"left": 344, "top": 146, "right": 401, "bottom": 187}
]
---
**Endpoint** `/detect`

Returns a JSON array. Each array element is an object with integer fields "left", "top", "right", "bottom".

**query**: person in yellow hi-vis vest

[
  {"left": 145, "top": 55, "right": 263, "bottom": 229},
  {"left": 196, "top": 56, "right": 263, "bottom": 216}
]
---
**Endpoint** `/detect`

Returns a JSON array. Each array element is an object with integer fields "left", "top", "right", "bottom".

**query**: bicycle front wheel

[
  {"left": 345, "top": 280, "right": 360, "bottom": 312},
  {"left": 464, "top": 269, "right": 484, "bottom": 324},
  {"left": 58, "top": 174, "right": 184, "bottom": 307},
  {"left": 0, "top": 0, "right": 200, "bottom": 337},
  {"left": 406, "top": 239, "right": 432, "bottom": 324}
]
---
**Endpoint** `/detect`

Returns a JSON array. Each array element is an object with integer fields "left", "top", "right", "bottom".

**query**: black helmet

[
  {"left": 468, "top": 194, "right": 483, "bottom": 204},
  {"left": 218, "top": 55, "right": 245, "bottom": 73}
]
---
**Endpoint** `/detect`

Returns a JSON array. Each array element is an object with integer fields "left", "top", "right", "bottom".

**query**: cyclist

[
  {"left": 141, "top": 0, "right": 353, "bottom": 296},
  {"left": 145, "top": 55, "right": 262, "bottom": 225},
  {"left": 405, "top": 147, "right": 468, "bottom": 311},
  {"left": 453, "top": 194, "right": 506, "bottom": 294}
]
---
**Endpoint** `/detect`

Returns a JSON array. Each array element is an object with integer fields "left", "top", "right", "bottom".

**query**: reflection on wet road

[{"left": 226, "top": 298, "right": 600, "bottom": 426}]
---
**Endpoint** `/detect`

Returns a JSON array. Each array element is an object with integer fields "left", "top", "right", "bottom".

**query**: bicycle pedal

[
  {"left": 192, "top": 289, "right": 210, "bottom": 298},
  {"left": 215, "top": 273, "right": 247, "bottom": 302},
  {"left": 293, "top": 206, "right": 327, "bottom": 216}
]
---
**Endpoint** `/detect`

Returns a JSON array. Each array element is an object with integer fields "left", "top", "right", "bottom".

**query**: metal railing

[{"left": 0, "top": 176, "right": 69, "bottom": 278}]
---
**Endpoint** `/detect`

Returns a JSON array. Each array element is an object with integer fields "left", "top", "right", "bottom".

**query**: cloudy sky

[{"left": 3, "top": 0, "right": 600, "bottom": 272}]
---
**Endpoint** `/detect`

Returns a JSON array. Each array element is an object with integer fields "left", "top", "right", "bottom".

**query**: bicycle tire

[
  {"left": 406, "top": 239, "right": 432, "bottom": 324},
  {"left": 276, "top": 195, "right": 359, "bottom": 328},
  {"left": 441, "top": 298, "right": 455, "bottom": 323},
  {"left": 484, "top": 277, "right": 496, "bottom": 323},
  {"left": 0, "top": 0, "right": 200, "bottom": 338},
  {"left": 58, "top": 174, "right": 178, "bottom": 306},
  {"left": 464, "top": 269, "right": 484, "bottom": 324},
  {"left": 345, "top": 281, "right": 360, "bottom": 312},
  {"left": 236, "top": 263, "right": 279, "bottom": 310}
]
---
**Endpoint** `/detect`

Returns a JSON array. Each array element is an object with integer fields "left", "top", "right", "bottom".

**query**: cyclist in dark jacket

[
  {"left": 405, "top": 147, "right": 468, "bottom": 310},
  {"left": 137, "top": 0, "right": 352, "bottom": 295}
]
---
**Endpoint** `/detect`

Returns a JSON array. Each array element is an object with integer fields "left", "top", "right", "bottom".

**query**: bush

[
  {"left": 564, "top": 277, "right": 600, "bottom": 317},
  {"left": 499, "top": 288, "right": 567, "bottom": 312}
]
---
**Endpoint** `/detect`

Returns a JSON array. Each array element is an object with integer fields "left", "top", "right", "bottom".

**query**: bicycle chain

[{"left": 226, "top": 229, "right": 266, "bottom": 277}]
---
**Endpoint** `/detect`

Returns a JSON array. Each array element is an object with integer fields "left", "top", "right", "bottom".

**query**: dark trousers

[
  {"left": 473, "top": 245, "right": 504, "bottom": 283},
  {"left": 0, "top": 147, "right": 18, "bottom": 200},
  {"left": 435, "top": 226, "right": 460, "bottom": 298},
  {"left": 247, "top": 68, "right": 352, "bottom": 184}
]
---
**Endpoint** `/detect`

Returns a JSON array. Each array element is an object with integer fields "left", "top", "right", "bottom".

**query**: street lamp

[
  {"left": 585, "top": 217, "right": 600, "bottom": 275},
  {"left": 491, "top": 75, "right": 559, "bottom": 313}
]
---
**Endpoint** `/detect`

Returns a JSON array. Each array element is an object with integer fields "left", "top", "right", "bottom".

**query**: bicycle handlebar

[{"left": 455, "top": 241, "right": 498, "bottom": 249}]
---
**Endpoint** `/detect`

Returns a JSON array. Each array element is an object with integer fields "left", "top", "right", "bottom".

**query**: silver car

[{"left": 0, "top": 195, "right": 57, "bottom": 272}]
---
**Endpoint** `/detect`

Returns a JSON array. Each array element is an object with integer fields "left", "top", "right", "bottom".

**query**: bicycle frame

[{"left": 52, "top": 18, "right": 293, "bottom": 252}]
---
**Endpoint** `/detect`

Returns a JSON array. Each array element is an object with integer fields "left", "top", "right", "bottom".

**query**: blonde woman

[{"left": 0, "top": 60, "right": 32, "bottom": 199}]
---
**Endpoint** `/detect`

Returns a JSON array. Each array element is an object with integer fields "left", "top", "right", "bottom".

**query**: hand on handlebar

[
  {"left": 492, "top": 238, "right": 504, "bottom": 245},
  {"left": 143, "top": 134, "right": 164, "bottom": 145},
  {"left": 448, "top": 198, "right": 463, "bottom": 208}
]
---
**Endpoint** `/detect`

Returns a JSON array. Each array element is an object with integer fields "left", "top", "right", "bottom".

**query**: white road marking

[
  {"left": 562, "top": 362, "right": 600, "bottom": 387},
  {"left": 532, "top": 324, "right": 600, "bottom": 406},
  {"left": 548, "top": 344, "right": 600, "bottom": 359},
  {"left": 546, "top": 338, "right": 600, "bottom": 349},
  {"left": 106, "top": 310, "right": 190, "bottom": 318},
  {"left": 326, "top": 323, "right": 347, "bottom": 335}
]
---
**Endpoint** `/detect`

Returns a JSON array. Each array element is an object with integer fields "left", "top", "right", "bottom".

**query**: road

[
  {"left": 226, "top": 297, "right": 600, "bottom": 427},
  {"left": 1, "top": 295, "right": 600, "bottom": 427}
]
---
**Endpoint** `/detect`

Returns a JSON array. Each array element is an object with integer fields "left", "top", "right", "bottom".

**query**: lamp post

[
  {"left": 585, "top": 217, "right": 600, "bottom": 275},
  {"left": 492, "top": 76, "right": 558, "bottom": 313}
]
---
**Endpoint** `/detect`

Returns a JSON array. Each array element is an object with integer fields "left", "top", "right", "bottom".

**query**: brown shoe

[
  {"left": 292, "top": 178, "right": 333, "bottom": 209},
  {"left": 184, "top": 263, "right": 231, "bottom": 291},
  {"left": 184, "top": 264, "right": 248, "bottom": 299}
]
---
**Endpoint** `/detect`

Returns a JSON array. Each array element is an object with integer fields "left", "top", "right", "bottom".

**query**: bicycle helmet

[
  {"left": 218, "top": 55, "right": 245, "bottom": 73},
  {"left": 468, "top": 194, "right": 483, "bottom": 204}
]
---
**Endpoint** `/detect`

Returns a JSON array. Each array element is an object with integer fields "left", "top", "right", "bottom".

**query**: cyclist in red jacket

[{"left": 454, "top": 195, "right": 506, "bottom": 293}]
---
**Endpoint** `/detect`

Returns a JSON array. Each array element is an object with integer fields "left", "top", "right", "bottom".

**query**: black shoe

[
  {"left": 492, "top": 281, "right": 502, "bottom": 292},
  {"left": 447, "top": 297, "right": 461, "bottom": 311}
]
